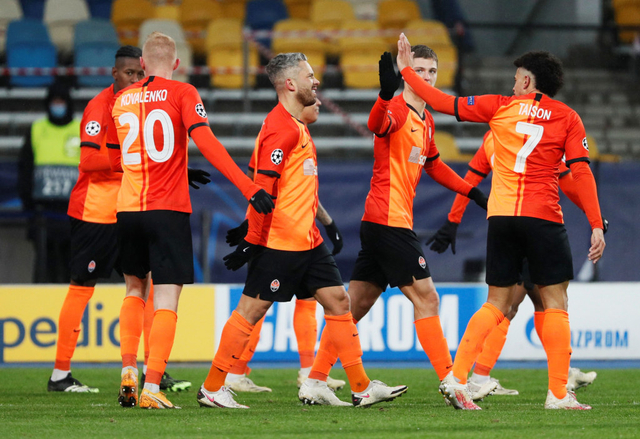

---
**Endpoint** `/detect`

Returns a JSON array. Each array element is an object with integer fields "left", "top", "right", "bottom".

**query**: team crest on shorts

[
  {"left": 271, "top": 149, "right": 283, "bottom": 165},
  {"left": 195, "top": 103, "right": 207, "bottom": 118},
  {"left": 85, "top": 121, "right": 100, "bottom": 136},
  {"left": 418, "top": 256, "right": 426, "bottom": 269},
  {"left": 270, "top": 279, "right": 280, "bottom": 292},
  {"left": 88, "top": 260, "right": 96, "bottom": 273}
]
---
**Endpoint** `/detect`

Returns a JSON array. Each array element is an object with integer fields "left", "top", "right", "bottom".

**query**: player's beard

[{"left": 296, "top": 87, "right": 316, "bottom": 107}]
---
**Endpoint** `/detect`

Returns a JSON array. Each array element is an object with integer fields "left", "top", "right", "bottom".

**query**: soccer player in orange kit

[{"left": 396, "top": 33, "right": 605, "bottom": 410}]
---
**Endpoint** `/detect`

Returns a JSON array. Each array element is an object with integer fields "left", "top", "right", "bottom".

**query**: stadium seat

[
  {"left": 339, "top": 20, "right": 387, "bottom": 88},
  {"left": 433, "top": 131, "right": 473, "bottom": 162},
  {"left": 179, "top": 0, "right": 222, "bottom": 56},
  {"left": 245, "top": 0, "right": 289, "bottom": 49},
  {"left": 0, "top": 0, "right": 23, "bottom": 56},
  {"left": 219, "top": 0, "right": 247, "bottom": 20},
  {"left": 284, "top": 0, "right": 312, "bottom": 19},
  {"left": 44, "top": 0, "right": 90, "bottom": 55},
  {"left": 19, "top": 0, "right": 45, "bottom": 19},
  {"left": 111, "top": 0, "right": 154, "bottom": 46},
  {"left": 155, "top": 4, "right": 180, "bottom": 21},
  {"left": 85, "top": 0, "right": 112, "bottom": 19},
  {"left": 75, "top": 41, "right": 120, "bottom": 86},
  {"left": 587, "top": 134, "right": 620, "bottom": 162},
  {"left": 404, "top": 19, "right": 453, "bottom": 47},
  {"left": 614, "top": 3, "right": 640, "bottom": 43},
  {"left": 428, "top": 43, "right": 457, "bottom": 90},
  {"left": 272, "top": 19, "right": 325, "bottom": 81},
  {"left": 6, "top": 19, "right": 56, "bottom": 86},
  {"left": 310, "top": 0, "right": 356, "bottom": 55},
  {"left": 206, "top": 18, "right": 257, "bottom": 88},
  {"left": 138, "top": 19, "right": 191, "bottom": 82},
  {"left": 74, "top": 18, "right": 119, "bottom": 49},
  {"left": 377, "top": 0, "right": 421, "bottom": 44}
]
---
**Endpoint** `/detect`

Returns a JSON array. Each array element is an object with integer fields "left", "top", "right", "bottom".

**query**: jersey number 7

[
  {"left": 118, "top": 110, "right": 175, "bottom": 165},
  {"left": 514, "top": 122, "right": 544, "bottom": 173}
]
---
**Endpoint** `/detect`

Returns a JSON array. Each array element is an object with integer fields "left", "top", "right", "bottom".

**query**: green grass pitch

[{"left": 1, "top": 367, "right": 638, "bottom": 438}]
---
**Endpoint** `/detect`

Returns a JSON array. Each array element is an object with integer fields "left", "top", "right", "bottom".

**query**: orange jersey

[
  {"left": 68, "top": 85, "right": 122, "bottom": 223},
  {"left": 107, "top": 76, "right": 210, "bottom": 213},
  {"left": 363, "top": 94, "right": 438, "bottom": 229},
  {"left": 455, "top": 92, "right": 589, "bottom": 223},
  {"left": 448, "top": 131, "right": 582, "bottom": 224},
  {"left": 246, "top": 102, "right": 322, "bottom": 251}
]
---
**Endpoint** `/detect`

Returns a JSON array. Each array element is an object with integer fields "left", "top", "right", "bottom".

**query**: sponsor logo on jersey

[
  {"left": 85, "top": 121, "right": 101, "bottom": 136},
  {"left": 467, "top": 96, "right": 475, "bottom": 105},
  {"left": 271, "top": 149, "right": 283, "bottom": 165},
  {"left": 408, "top": 146, "right": 427, "bottom": 165},
  {"left": 303, "top": 158, "right": 317, "bottom": 175},
  {"left": 195, "top": 103, "right": 207, "bottom": 118},
  {"left": 418, "top": 256, "right": 426, "bottom": 269},
  {"left": 88, "top": 260, "right": 96, "bottom": 273},
  {"left": 270, "top": 279, "right": 280, "bottom": 292}
]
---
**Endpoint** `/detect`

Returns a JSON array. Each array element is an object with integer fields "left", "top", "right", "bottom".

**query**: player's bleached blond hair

[
  {"left": 142, "top": 32, "right": 177, "bottom": 68},
  {"left": 265, "top": 52, "right": 308, "bottom": 87}
]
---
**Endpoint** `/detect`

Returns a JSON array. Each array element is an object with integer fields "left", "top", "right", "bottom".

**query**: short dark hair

[
  {"left": 265, "top": 52, "right": 307, "bottom": 86},
  {"left": 513, "top": 51, "right": 564, "bottom": 97},
  {"left": 115, "top": 45, "right": 142, "bottom": 60},
  {"left": 412, "top": 45, "right": 438, "bottom": 64}
]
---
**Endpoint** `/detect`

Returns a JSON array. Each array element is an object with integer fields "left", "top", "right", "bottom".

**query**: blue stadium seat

[
  {"left": 75, "top": 42, "right": 120, "bottom": 86},
  {"left": 19, "top": 0, "right": 46, "bottom": 19},
  {"left": 86, "top": 0, "right": 113, "bottom": 19},
  {"left": 6, "top": 19, "right": 56, "bottom": 86},
  {"left": 74, "top": 18, "right": 119, "bottom": 49},
  {"left": 245, "top": 0, "right": 288, "bottom": 49}
]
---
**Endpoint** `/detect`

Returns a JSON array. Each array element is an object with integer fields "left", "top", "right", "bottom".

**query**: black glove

[
  {"left": 468, "top": 187, "right": 488, "bottom": 210},
  {"left": 426, "top": 220, "right": 459, "bottom": 254},
  {"left": 602, "top": 216, "right": 608, "bottom": 234},
  {"left": 223, "top": 239, "right": 253, "bottom": 271},
  {"left": 378, "top": 52, "right": 401, "bottom": 101},
  {"left": 226, "top": 219, "right": 249, "bottom": 246},
  {"left": 323, "top": 221, "right": 343, "bottom": 255},
  {"left": 249, "top": 189, "right": 276, "bottom": 214},
  {"left": 187, "top": 168, "right": 211, "bottom": 189}
]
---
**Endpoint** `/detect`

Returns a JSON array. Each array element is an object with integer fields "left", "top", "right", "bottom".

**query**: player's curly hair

[
  {"left": 115, "top": 45, "right": 142, "bottom": 60},
  {"left": 412, "top": 45, "right": 438, "bottom": 64},
  {"left": 266, "top": 52, "right": 308, "bottom": 86},
  {"left": 513, "top": 51, "right": 564, "bottom": 97}
]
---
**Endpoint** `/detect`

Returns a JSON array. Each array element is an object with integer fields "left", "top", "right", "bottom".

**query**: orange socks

[
  {"left": 142, "top": 283, "right": 155, "bottom": 365},
  {"left": 204, "top": 311, "right": 254, "bottom": 392},
  {"left": 309, "top": 330, "right": 339, "bottom": 382},
  {"left": 229, "top": 316, "right": 264, "bottom": 375},
  {"left": 145, "top": 309, "right": 178, "bottom": 386},
  {"left": 54, "top": 285, "right": 94, "bottom": 370},
  {"left": 119, "top": 295, "right": 145, "bottom": 369},
  {"left": 323, "top": 313, "right": 369, "bottom": 392},
  {"left": 414, "top": 316, "right": 452, "bottom": 380},
  {"left": 452, "top": 302, "right": 504, "bottom": 384},
  {"left": 475, "top": 317, "right": 511, "bottom": 376},
  {"left": 542, "top": 309, "right": 571, "bottom": 399},
  {"left": 294, "top": 299, "right": 318, "bottom": 369},
  {"left": 534, "top": 311, "right": 545, "bottom": 345}
]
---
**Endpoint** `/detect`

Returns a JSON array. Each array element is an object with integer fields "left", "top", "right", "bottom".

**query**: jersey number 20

[
  {"left": 119, "top": 110, "right": 175, "bottom": 165},
  {"left": 514, "top": 122, "right": 543, "bottom": 173}
]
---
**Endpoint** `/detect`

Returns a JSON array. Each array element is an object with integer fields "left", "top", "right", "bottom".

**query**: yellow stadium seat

[
  {"left": 310, "top": 0, "right": 355, "bottom": 55},
  {"left": 206, "top": 18, "right": 257, "bottom": 88},
  {"left": 339, "top": 22, "right": 388, "bottom": 88},
  {"left": 433, "top": 132, "right": 473, "bottom": 162},
  {"left": 112, "top": 0, "right": 155, "bottom": 46},
  {"left": 284, "top": 0, "right": 312, "bottom": 19},
  {"left": 272, "top": 19, "right": 325, "bottom": 81},
  {"left": 378, "top": 0, "right": 421, "bottom": 44},
  {"left": 219, "top": 0, "right": 247, "bottom": 20},
  {"left": 614, "top": 4, "right": 640, "bottom": 43},
  {"left": 404, "top": 19, "right": 453, "bottom": 47},
  {"left": 155, "top": 4, "right": 179, "bottom": 20},
  {"left": 180, "top": 0, "right": 222, "bottom": 55},
  {"left": 430, "top": 43, "right": 457, "bottom": 90}
]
